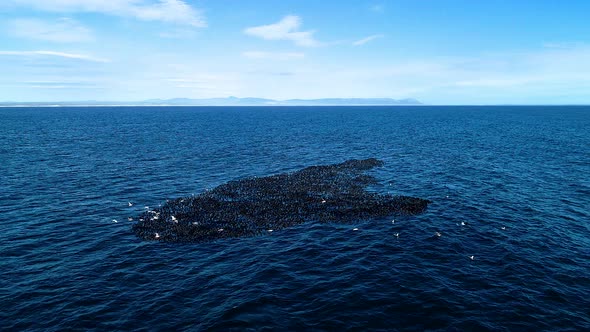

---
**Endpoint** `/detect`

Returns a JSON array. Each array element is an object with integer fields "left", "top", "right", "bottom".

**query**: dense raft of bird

[{"left": 132, "top": 158, "right": 430, "bottom": 243}]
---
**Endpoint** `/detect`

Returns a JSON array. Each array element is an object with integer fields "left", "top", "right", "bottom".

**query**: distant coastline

[{"left": 0, "top": 97, "right": 422, "bottom": 107}]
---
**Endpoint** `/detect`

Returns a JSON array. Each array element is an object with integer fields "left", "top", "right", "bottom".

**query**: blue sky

[{"left": 1, "top": 0, "right": 590, "bottom": 104}]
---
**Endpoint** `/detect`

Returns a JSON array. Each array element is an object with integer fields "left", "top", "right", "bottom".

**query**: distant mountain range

[{"left": 0, "top": 97, "right": 422, "bottom": 107}]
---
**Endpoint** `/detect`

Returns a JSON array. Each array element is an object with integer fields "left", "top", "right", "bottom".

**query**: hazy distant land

[{"left": 0, "top": 97, "right": 422, "bottom": 107}]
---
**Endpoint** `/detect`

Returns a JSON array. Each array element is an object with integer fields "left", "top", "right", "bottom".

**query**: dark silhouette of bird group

[{"left": 132, "top": 158, "right": 430, "bottom": 243}]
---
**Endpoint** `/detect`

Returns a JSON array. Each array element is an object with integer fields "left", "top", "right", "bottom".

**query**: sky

[{"left": 1, "top": 0, "right": 590, "bottom": 104}]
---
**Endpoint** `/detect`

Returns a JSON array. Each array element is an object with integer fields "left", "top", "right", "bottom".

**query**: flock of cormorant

[{"left": 132, "top": 158, "right": 430, "bottom": 243}]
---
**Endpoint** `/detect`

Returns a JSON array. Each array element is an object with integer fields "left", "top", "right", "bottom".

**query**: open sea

[{"left": 1, "top": 106, "right": 589, "bottom": 331}]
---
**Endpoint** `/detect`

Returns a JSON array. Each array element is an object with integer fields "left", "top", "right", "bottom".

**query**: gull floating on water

[
  {"left": 155, "top": 233, "right": 160, "bottom": 239},
  {"left": 321, "top": 199, "right": 326, "bottom": 204},
  {"left": 435, "top": 232, "right": 442, "bottom": 237},
  {"left": 128, "top": 202, "right": 133, "bottom": 207},
  {"left": 268, "top": 229, "right": 273, "bottom": 232},
  {"left": 128, "top": 217, "right": 133, "bottom": 221},
  {"left": 394, "top": 232, "right": 399, "bottom": 238},
  {"left": 469, "top": 255, "right": 475, "bottom": 260},
  {"left": 461, "top": 221, "right": 466, "bottom": 226},
  {"left": 392, "top": 219, "right": 395, "bottom": 224},
  {"left": 112, "top": 219, "right": 118, "bottom": 223},
  {"left": 501, "top": 226, "right": 506, "bottom": 230},
  {"left": 353, "top": 228, "right": 359, "bottom": 231}
]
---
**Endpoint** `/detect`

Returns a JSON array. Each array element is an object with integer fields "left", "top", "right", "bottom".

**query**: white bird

[
  {"left": 268, "top": 229, "right": 273, "bottom": 232},
  {"left": 501, "top": 226, "right": 506, "bottom": 230},
  {"left": 171, "top": 215, "right": 177, "bottom": 221},
  {"left": 435, "top": 232, "right": 442, "bottom": 237},
  {"left": 112, "top": 219, "right": 118, "bottom": 223},
  {"left": 394, "top": 232, "right": 399, "bottom": 238},
  {"left": 218, "top": 228, "right": 224, "bottom": 232},
  {"left": 469, "top": 255, "right": 474, "bottom": 260},
  {"left": 155, "top": 233, "right": 160, "bottom": 239},
  {"left": 127, "top": 217, "right": 133, "bottom": 221},
  {"left": 144, "top": 206, "right": 149, "bottom": 209},
  {"left": 391, "top": 219, "right": 395, "bottom": 224},
  {"left": 353, "top": 228, "right": 359, "bottom": 231},
  {"left": 128, "top": 202, "right": 133, "bottom": 207},
  {"left": 461, "top": 221, "right": 466, "bottom": 226}
]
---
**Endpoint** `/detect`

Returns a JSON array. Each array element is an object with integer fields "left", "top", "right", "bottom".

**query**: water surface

[{"left": 1, "top": 106, "right": 589, "bottom": 331}]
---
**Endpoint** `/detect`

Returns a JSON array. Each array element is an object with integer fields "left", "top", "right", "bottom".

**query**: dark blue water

[{"left": 1, "top": 106, "right": 589, "bottom": 331}]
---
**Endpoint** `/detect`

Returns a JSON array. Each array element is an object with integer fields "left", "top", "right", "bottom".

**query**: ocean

[{"left": 1, "top": 106, "right": 589, "bottom": 331}]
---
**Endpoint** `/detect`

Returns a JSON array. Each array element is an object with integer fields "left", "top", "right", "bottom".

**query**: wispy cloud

[
  {"left": 541, "top": 41, "right": 586, "bottom": 49},
  {"left": 353, "top": 34, "right": 384, "bottom": 46},
  {"left": 370, "top": 4, "right": 385, "bottom": 13},
  {"left": 13, "top": 82, "right": 102, "bottom": 89},
  {"left": 244, "top": 15, "right": 320, "bottom": 47},
  {"left": 8, "top": 0, "right": 206, "bottom": 27},
  {"left": 242, "top": 51, "right": 305, "bottom": 60},
  {"left": 8, "top": 18, "right": 93, "bottom": 43},
  {"left": 0, "top": 50, "right": 109, "bottom": 63},
  {"left": 158, "top": 29, "right": 197, "bottom": 39}
]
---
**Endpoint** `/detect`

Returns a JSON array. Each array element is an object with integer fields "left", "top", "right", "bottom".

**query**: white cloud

[
  {"left": 244, "top": 15, "right": 320, "bottom": 47},
  {"left": 352, "top": 34, "right": 384, "bottom": 46},
  {"left": 242, "top": 51, "right": 305, "bottom": 60},
  {"left": 0, "top": 50, "right": 109, "bottom": 62},
  {"left": 8, "top": 18, "right": 93, "bottom": 43},
  {"left": 8, "top": 0, "right": 206, "bottom": 27}
]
